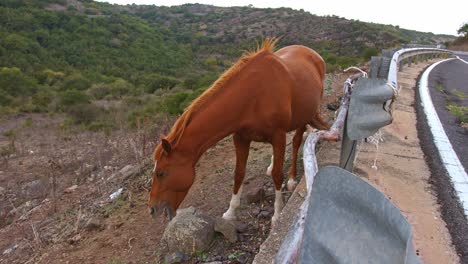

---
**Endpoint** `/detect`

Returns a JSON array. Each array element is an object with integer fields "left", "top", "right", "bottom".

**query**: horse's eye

[{"left": 156, "top": 171, "right": 166, "bottom": 178}]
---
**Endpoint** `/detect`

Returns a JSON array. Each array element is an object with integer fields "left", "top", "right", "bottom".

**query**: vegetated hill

[
  {"left": 0, "top": 0, "right": 455, "bottom": 128},
  {"left": 119, "top": 4, "right": 453, "bottom": 64}
]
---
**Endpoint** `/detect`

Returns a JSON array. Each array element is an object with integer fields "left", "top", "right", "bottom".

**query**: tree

[{"left": 458, "top": 23, "right": 468, "bottom": 38}]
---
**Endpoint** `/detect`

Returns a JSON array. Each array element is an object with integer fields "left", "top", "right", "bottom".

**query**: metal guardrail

[
  {"left": 274, "top": 46, "right": 454, "bottom": 263},
  {"left": 387, "top": 48, "right": 453, "bottom": 90},
  {"left": 275, "top": 72, "right": 360, "bottom": 263}
]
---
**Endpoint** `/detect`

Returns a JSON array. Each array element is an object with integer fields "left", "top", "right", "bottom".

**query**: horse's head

[{"left": 148, "top": 139, "right": 194, "bottom": 221}]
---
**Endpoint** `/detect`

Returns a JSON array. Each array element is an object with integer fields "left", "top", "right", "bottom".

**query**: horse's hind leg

[
  {"left": 222, "top": 133, "right": 251, "bottom": 221},
  {"left": 287, "top": 126, "right": 306, "bottom": 191},
  {"left": 271, "top": 131, "right": 286, "bottom": 224}
]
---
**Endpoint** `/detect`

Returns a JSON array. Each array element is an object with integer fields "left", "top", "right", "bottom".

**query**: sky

[{"left": 95, "top": 0, "right": 468, "bottom": 36}]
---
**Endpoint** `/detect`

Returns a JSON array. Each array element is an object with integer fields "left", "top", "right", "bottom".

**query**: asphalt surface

[
  {"left": 416, "top": 55, "right": 468, "bottom": 263},
  {"left": 428, "top": 54, "right": 468, "bottom": 170}
]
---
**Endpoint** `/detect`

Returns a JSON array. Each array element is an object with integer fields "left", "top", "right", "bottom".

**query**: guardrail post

[{"left": 339, "top": 116, "right": 357, "bottom": 172}]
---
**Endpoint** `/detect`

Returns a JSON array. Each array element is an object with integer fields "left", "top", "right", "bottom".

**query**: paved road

[
  {"left": 427, "top": 54, "right": 468, "bottom": 171},
  {"left": 421, "top": 54, "right": 468, "bottom": 261}
]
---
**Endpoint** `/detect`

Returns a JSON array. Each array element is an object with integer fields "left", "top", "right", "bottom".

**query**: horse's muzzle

[{"left": 149, "top": 203, "right": 175, "bottom": 220}]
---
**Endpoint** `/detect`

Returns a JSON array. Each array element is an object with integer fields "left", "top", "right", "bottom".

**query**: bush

[
  {"left": 160, "top": 91, "right": 190, "bottom": 115},
  {"left": 140, "top": 74, "right": 180, "bottom": 93},
  {"left": 108, "top": 79, "right": 133, "bottom": 98},
  {"left": 0, "top": 67, "right": 37, "bottom": 97},
  {"left": 362, "top": 47, "right": 378, "bottom": 60},
  {"left": 61, "top": 74, "right": 91, "bottom": 91},
  {"left": 88, "top": 83, "right": 111, "bottom": 100},
  {"left": 59, "top": 89, "right": 89, "bottom": 107},
  {"left": 66, "top": 103, "right": 102, "bottom": 124}
]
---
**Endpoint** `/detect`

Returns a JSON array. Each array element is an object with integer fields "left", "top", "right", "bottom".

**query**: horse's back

[{"left": 274, "top": 45, "right": 326, "bottom": 130}]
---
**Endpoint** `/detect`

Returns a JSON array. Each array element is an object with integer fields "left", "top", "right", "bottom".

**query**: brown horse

[{"left": 148, "top": 38, "right": 329, "bottom": 223}]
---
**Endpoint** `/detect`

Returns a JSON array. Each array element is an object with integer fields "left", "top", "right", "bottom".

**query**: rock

[
  {"left": 0, "top": 186, "right": 5, "bottom": 196},
  {"left": 214, "top": 218, "right": 237, "bottom": 242},
  {"left": 258, "top": 210, "right": 271, "bottom": 219},
  {"left": 164, "top": 251, "right": 188, "bottom": 264},
  {"left": 64, "top": 185, "right": 78, "bottom": 193},
  {"left": 69, "top": 234, "right": 81, "bottom": 244},
  {"left": 109, "top": 165, "right": 137, "bottom": 182},
  {"left": 246, "top": 188, "right": 264, "bottom": 204},
  {"left": 161, "top": 207, "right": 215, "bottom": 255},
  {"left": 84, "top": 217, "right": 102, "bottom": 231},
  {"left": 251, "top": 207, "right": 261, "bottom": 216},
  {"left": 119, "top": 165, "right": 135, "bottom": 178},
  {"left": 327, "top": 102, "right": 339, "bottom": 111},
  {"left": 236, "top": 223, "right": 249, "bottom": 233}
]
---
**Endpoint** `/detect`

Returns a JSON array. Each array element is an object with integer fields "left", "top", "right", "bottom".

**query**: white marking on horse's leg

[
  {"left": 287, "top": 179, "right": 298, "bottom": 191},
  {"left": 266, "top": 155, "right": 274, "bottom": 176},
  {"left": 271, "top": 190, "right": 284, "bottom": 224},
  {"left": 222, "top": 186, "right": 243, "bottom": 221}
]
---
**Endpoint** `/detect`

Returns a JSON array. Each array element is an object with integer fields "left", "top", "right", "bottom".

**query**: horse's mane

[{"left": 153, "top": 37, "right": 280, "bottom": 161}]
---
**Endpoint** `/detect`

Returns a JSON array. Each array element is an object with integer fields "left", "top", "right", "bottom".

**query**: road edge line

[{"left": 419, "top": 58, "right": 468, "bottom": 218}]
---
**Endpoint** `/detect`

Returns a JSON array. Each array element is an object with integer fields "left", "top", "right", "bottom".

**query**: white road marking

[{"left": 419, "top": 58, "right": 468, "bottom": 218}]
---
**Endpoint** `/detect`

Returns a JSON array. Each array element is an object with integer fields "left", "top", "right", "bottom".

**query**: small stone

[
  {"left": 64, "top": 185, "right": 78, "bottom": 193},
  {"left": 69, "top": 234, "right": 81, "bottom": 244},
  {"left": 327, "top": 103, "right": 339, "bottom": 111},
  {"left": 251, "top": 207, "right": 261, "bottom": 216},
  {"left": 214, "top": 218, "right": 237, "bottom": 242},
  {"left": 0, "top": 186, "right": 5, "bottom": 195},
  {"left": 236, "top": 223, "right": 248, "bottom": 233},
  {"left": 246, "top": 188, "right": 264, "bottom": 204},
  {"left": 164, "top": 252, "right": 188, "bottom": 264},
  {"left": 84, "top": 217, "right": 102, "bottom": 231},
  {"left": 258, "top": 210, "right": 271, "bottom": 219}
]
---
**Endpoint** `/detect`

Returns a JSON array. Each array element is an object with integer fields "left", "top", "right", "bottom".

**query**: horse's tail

[{"left": 309, "top": 111, "right": 330, "bottom": 131}]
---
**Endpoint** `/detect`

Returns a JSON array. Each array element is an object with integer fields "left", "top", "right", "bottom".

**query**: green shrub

[
  {"left": 66, "top": 103, "right": 102, "bottom": 124},
  {"left": 140, "top": 74, "right": 180, "bottom": 93},
  {"left": 161, "top": 92, "right": 189, "bottom": 115},
  {"left": 0, "top": 67, "right": 37, "bottom": 97},
  {"left": 362, "top": 47, "right": 378, "bottom": 60},
  {"left": 108, "top": 79, "right": 133, "bottom": 98},
  {"left": 61, "top": 74, "right": 91, "bottom": 91},
  {"left": 60, "top": 89, "right": 90, "bottom": 107},
  {"left": 88, "top": 83, "right": 111, "bottom": 100}
]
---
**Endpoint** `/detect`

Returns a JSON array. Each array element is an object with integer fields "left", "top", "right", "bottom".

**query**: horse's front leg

[
  {"left": 271, "top": 131, "right": 286, "bottom": 224},
  {"left": 222, "top": 133, "right": 251, "bottom": 221}
]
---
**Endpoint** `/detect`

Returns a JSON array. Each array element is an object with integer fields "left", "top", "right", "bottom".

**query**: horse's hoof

[
  {"left": 222, "top": 211, "right": 237, "bottom": 221},
  {"left": 287, "top": 179, "right": 297, "bottom": 191}
]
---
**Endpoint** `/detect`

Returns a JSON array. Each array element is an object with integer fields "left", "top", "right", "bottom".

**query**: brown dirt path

[{"left": 254, "top": 59, "right": 460, "bottom": 263}]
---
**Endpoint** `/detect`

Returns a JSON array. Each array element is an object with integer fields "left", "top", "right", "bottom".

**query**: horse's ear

[{"left": 161, "top": 138, "right": 172, "bottom": 154}]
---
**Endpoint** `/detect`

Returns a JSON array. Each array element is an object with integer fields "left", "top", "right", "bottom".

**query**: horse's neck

[{"left": 176, "top": 86, "right": 240, "bottom": 164}]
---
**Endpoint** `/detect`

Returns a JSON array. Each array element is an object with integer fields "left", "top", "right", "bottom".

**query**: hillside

[{"left": 0, "top": 0, "right": 455, "bottom": 125}]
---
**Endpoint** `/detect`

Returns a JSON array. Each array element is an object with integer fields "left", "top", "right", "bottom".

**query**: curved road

[
  {"left": 428, "top": 54, "right": 468, "bottom": 170},
  {"left": 421, "top": 53, "right": 468, "bottom": 262}
]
